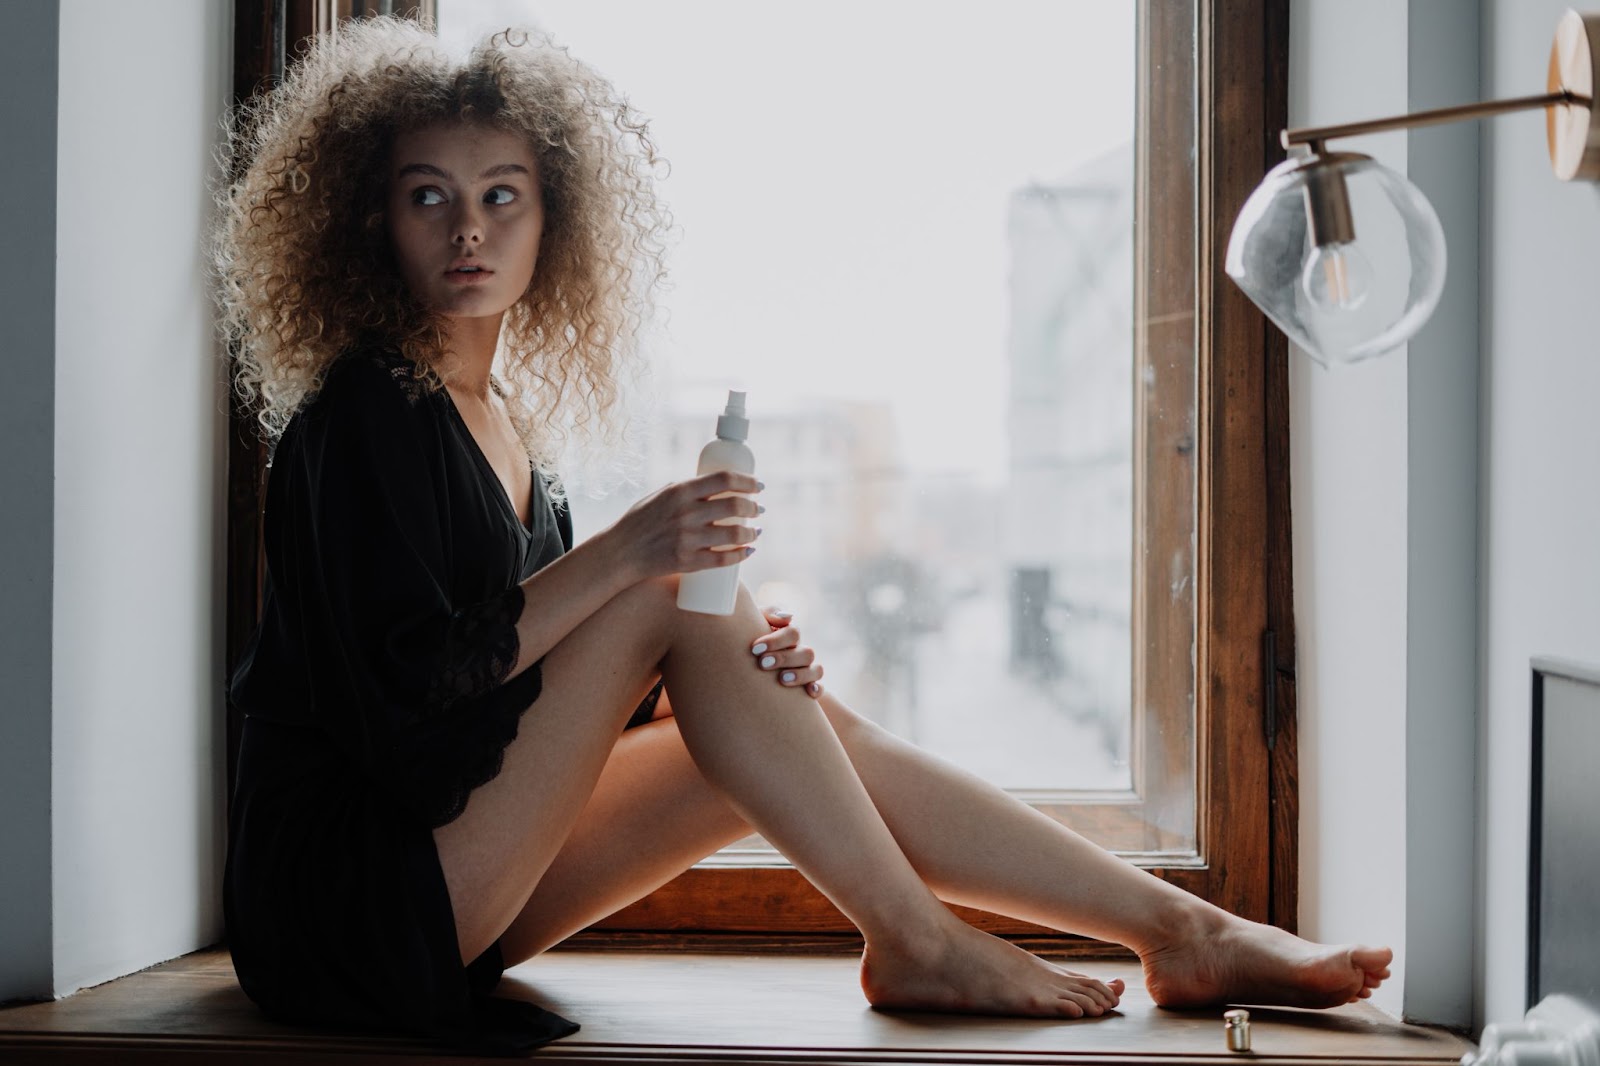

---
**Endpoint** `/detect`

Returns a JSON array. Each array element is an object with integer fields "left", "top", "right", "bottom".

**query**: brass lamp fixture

[{"left": 1227, "top": 9, "right": 1600, "bottom": 366}]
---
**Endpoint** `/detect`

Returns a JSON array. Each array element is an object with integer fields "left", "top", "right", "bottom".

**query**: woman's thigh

[
  {"left": 433, "top": 574, "right": 682, "bottom": 963},
  {"left": 494, "top": 700, "right": 906, "bottom": 961},
  {"left": 496, "top": 715, "right": 750, "bottom": 963}
]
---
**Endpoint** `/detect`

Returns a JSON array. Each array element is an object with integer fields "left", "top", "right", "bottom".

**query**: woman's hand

[
  {"left": 751, "top": 606, "right": 826, "bottom": 699},
  {"left": 605, "top": 471, "right": 763, "bottom": 584}
]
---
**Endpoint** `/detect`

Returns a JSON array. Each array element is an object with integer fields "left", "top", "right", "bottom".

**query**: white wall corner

[
  {"left": 1401, "top": 0, "right": 1482, "bottom": 1032},
  {"left": 46, "top": 0, "right": 234, "bottom": 997},
  {"left": 1288, "top": 0, "right": 1412, "bottom": 1021}
]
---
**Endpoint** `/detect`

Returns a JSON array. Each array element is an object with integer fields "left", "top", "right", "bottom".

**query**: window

[{"left": 226, "top": 0, "right": 1296, "bottom": 948}]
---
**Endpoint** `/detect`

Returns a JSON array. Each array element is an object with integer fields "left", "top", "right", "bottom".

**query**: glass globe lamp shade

[{"left": 1225, "top": 152, "right": 1447, "bottom": 367}]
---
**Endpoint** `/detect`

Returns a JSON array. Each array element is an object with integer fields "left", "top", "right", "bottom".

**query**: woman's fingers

[
  {"left": 748, "top": 613, "right": 824, "bottom": 697},
  {"left": 694, "top": 522, "right": 760, "bottom": 551},
  {"left": 687, "top": 470, "right": 762, "bottom": 498},
  {"left": 753, "top": 644, "right": 814, "bottom": 669},
  {"left": 751, "top": 644, "right": 824, "bottom": 692},
  {"left": 612, "top": 474, "right": 765, "bottom": 579},
  {"left": 709, "top": 494, "right": 763, "bottom": 520},
  {"left": 750, "top": 624, "right": 799, "bottom": 653}
]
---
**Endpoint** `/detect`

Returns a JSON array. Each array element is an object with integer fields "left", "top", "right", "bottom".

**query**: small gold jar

[{"left": 1224, "top": 1008, "right": 1252, "bottom": 1052}]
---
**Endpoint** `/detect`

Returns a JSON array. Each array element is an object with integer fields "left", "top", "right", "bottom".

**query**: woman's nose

[{"left": 451, "top": 205, "right": 485, "bottom": 246}]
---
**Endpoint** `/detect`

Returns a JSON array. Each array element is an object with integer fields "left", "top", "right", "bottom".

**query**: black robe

[{"left": 225, "top": 347, "right": 652, "bottom": 1051}]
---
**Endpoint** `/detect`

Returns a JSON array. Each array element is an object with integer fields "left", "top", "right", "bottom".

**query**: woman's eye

[
  {"left": 484, "top": 186, "right": 517, "bottom": 206},
  {"left": 411, "top": 187, "right": 446, "bottom": 206}
]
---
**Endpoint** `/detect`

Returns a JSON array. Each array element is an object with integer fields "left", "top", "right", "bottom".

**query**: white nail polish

[
  {"left": 752, "top": 643, "right": 768, "bottom": 655},
  {"left": 761, "top": 655, "right": 776, "bottom": 669},
  {"left": 781, "top": 671, "right": 796, "bottom": 683}
]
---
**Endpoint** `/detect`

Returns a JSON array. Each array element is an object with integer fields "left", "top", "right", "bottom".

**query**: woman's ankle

[
  {"left": 1128, "top": 892, "right": 1222, "bottom": 959},
  {"left": 859, "top": 902, "right": 964, "bottom": 965}
]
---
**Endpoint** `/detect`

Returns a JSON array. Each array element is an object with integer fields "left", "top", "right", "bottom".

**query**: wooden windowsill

[{"left": 0, "top": 947, "right": 1473, "bottom": 1064}]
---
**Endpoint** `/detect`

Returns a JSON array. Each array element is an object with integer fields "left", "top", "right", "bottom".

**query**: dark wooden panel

[
  {"left": 1132, "top": 0, "right": 1200, "bottom": 860},
  {"left": 224, "top": 0, "right": 295, "bottom": 814},
  {"left": 590, "top": 864, "right": 1212, "bottom": 946},
  {"left": 1258, "top": 0, "right": 1298, "bottom": 937}
]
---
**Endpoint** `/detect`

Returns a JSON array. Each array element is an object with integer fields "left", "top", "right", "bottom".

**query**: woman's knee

[
  {"left": 584, "top": 574, "right": 680, "bottom": 648},
  {"left": 600, "top": 573, "right": 766, "bottom": 673},
  {"left": 816, "top": 693, "right": 876, "bottom": 747}
]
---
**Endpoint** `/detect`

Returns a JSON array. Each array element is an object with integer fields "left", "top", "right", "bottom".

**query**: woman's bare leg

[
  {"left": 810, "top": 696, "right": 1391, "bottom": 1009},
  {"left": 496, "top": 715, "right": 753, "bottom": 957},
  {"left": 494, "top": 696, "right": 1389, "bottom": 1010},
  {"left": 434, "top": 577, "right": 1121, "bottom": 1017}
]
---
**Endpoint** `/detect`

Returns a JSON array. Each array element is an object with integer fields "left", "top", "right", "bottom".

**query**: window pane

[{"left": 439, "top": 1, "right": 1194, "bottom": 858}]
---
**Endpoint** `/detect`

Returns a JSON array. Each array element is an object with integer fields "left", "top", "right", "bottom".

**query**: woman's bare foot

[
  {"left": 1140, "top": 908, "right": 1393, "bottom": 1009},
  {"left": 860, "top": 915, "right": 1126, "bottom": 1018}
]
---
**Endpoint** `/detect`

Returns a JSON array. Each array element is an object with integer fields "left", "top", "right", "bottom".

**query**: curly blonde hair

[{"left": 213, "top": 15, "right": 669, "bottom": 486}]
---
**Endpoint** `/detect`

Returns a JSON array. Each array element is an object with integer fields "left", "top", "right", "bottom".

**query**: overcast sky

[{"left": 439, "top": 2, "right": 1134, "bottom": 478}]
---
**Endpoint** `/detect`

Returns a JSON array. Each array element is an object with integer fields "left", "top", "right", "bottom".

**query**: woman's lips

[{"left": 444, "top": 267, "right": 495, "bottom": 285}]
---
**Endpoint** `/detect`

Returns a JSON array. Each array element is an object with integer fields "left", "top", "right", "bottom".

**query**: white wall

[
  {"left": 1402, "top": 0, "right": 1482, "bottom": 1030},
  {"left": 0, "top": 0, "right": 232, "bottom": 1001},
  {"left": 49, "top": 0, "right": 234, "bottom": 996},
  {"left": 1288, "top": 0, "right": 1413, "bottom": 1022},
  {"left": 1478, "top": 0, "right": 1600, "bottom": 1030},
  {"left": 1295, "top": 0, "right": 1600, "bottom": 1034}
]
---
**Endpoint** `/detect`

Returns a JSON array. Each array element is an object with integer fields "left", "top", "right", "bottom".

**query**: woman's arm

[
  {"left": 502, "top": 526, "right": 640, "bottom": 681},
  {"left": 503, "top": 469, "right": 763, "bottom": 681}
]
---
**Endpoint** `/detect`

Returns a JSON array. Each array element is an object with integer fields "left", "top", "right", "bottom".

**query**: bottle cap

[
  {"left": 1224, "top": 1009, "right": 1251, "bottom": 1052},
  {"left": 716, "top": 390, "right": 749, "bottom": 441}
]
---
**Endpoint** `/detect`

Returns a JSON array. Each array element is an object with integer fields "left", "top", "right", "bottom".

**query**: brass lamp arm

[{"left": 1282, "top": 89, "right": 1590, "bottom": 152}]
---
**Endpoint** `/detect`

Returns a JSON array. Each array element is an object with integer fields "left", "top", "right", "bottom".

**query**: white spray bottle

[{"left": 676, "top": 390, "right": 755, "bottom": 615}]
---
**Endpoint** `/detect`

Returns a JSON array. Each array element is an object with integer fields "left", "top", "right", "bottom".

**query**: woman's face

[{"left": 386, "top": 122, "right": 544, "bottom": 323}]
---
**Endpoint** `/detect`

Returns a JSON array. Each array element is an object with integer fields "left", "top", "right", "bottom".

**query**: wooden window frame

[{"left": 225, "top": 0, "right": 1295, "bottom": 952}]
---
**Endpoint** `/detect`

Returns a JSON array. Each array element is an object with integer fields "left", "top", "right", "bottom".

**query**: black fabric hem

[
  {"left": 429, "top": 584, "right": 528, "bottom": 715},
  {"left": 419, "top": 652, "right": 545, "bottom": 829}
]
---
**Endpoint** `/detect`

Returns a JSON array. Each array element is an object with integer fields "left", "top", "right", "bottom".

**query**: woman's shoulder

[
  {"left": 318, "top": 346, "right": 436, "bottom": 409},
  {"left": 284, "top": 347, "right": 446, "bottom": 459}
]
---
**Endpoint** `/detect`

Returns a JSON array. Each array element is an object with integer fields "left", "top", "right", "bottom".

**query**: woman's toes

[
  {"left": 1071, "top": 980, "right": 1114, "bottom": 1013},
  {"left": 1056, "top": 996, "right": 1087, "bottom": 1018},
  {"left": 1352, "top": 946, "right": 1394, "bottom": 973}
]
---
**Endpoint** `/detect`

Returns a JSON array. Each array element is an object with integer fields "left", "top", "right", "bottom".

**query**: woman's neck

[{"left": 438, "top": 312, "right": 504, "bottom": 401}]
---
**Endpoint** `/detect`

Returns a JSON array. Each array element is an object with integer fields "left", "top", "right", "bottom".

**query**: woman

[{"left": 215, "top": 17, "right": 1391, "bottom": 1052}]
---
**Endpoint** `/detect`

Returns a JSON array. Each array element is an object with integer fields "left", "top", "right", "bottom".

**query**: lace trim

[
  {"left": 626, "top": 681, "right": 664, "bottom": 729},
  {"left": 424, "top": 586, "right": 525, "bottom": 716},
  {"left": 417, "top": 658, "right": 542, "bottom": 828},
  {"left": 384, "top": 358, "right": 430, "bottom": 407}
]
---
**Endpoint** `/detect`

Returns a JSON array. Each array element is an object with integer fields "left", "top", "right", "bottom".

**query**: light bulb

[
  {"left": 1300, "top": 241, "right": 1374, "bottom": 311},
  {"left": 1225, "top": 151, "right": 1446, "bottom": 365}
]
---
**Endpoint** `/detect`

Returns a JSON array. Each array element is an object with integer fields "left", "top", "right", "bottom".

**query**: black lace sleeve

[{"left": 427, "top": 585, "right": 527, "bottom": 714}]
